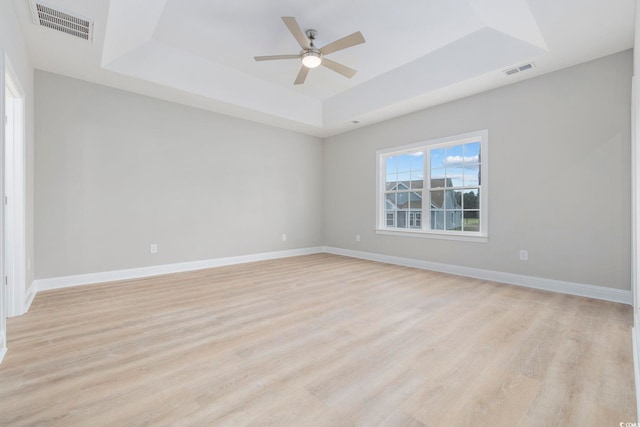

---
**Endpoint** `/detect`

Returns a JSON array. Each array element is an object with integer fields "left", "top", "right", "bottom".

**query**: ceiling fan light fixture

[
  {"left": 254, "top": 17, "right": 365, "bottom": 84},
  {"left": 301, "top": 51, "right": 322, "bottom": 68}
]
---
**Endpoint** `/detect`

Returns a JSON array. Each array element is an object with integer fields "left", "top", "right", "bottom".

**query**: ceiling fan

[{"left": 254, "top": 17, "right": 366, "bottom": 85}]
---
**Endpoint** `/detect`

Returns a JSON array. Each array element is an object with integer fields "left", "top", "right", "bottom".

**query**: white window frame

[{"left": 376, "top": 129, "right": 488, "bottom": 243}]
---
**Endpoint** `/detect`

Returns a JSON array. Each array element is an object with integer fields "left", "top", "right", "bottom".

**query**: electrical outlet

[
  {"left": 355, "top": 235, "right": 361, "bottom": 242},
  {"left": 281, "top": 234, "right": 287, "bottom": 242},
  {"left": 150, "top": 243, "right": 158, "bottom": 254},
  {"left": 519, "top": 249, "right": 528, "bottom": 261}
]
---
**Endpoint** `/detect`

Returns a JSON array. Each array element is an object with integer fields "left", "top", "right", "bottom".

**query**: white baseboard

[
  {"left": 24, "top": 281, "right": 36, "bottom": 313},
  {"left": 31, "top": 245, "right": 631, "bottom": 307},
  {"left": 35, "top": 247, "right": 325, "bottom": 292},
  {"left": 324, "top": 247, "right": 632, "bottom": 305},
  {"left": 0, "top": 343, "right": 6, "bottom": 365},
  {"left": 7, "top": 281, "right": 36, "bottom": 318}
]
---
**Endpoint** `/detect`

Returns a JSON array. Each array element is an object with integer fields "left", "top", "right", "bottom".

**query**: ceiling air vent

[
  {"left": 503, "top": 62, "right": 535, "bottom": 77},
  {"left": 29, "top": 0, "right": 93, "bottom": 42}
]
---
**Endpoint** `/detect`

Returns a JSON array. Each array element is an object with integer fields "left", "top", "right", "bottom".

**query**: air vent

[
  {"left": 29, "top": 0, "right": 93, "bottom": 42},
  {"left": 503, "top": 62, "right": 535, "bottom": 77}
]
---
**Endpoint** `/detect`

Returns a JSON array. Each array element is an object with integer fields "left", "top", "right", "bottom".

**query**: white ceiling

[{"left": 12, "top": 0, "right": 635, "bottom": 137}]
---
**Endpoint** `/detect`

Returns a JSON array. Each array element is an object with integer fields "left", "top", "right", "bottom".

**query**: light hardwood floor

[{"left": 0, "top": 254, "right": 635, "bottom": 426}]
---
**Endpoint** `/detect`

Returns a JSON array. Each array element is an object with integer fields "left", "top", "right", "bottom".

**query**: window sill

[{"left": 375, "top": 228, "right": 488, "bottom": 243}]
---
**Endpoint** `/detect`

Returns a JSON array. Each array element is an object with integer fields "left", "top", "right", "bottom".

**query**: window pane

[
  {"left": 445, "top": 190, "right": 461, "bottom": 209},
  {"left": 385, "top": 193, "right": 396, "bottom": 209},
  {"left": 398, "top": 171, "right": 411, "bottom": 186},
  {"left": 430, "top": 148, "right": 445, "bottom": 169},
  {"left": 430, "top": 168, "right": 446, "bottom": 188},
  {"left": 430, "top": 190, "right": 444, "bottom": 209},
  {"left": 397, "top": 192, "right": 409, "bottom": 209},
  {"left": 397, "top": 154, "right": 411, "bottom": 173},
  {"left": 446, "top": 167, "right": 463, "bottom": 187},
  {"left": 410, "top": 152, "right": 424, "bottom": 170},
  {"left": 411, "top": 177, "right": 423, "bottom": 189},
  {"left": 431, "top": 209, "right": 444, "bottom": 230},
  {"left": 445, "top": 210, "right": 462, "bottom": 230},
  {"left": 386, "top": 212, "right": 395, "bottom": 227},
  {"left": 463, "top": 142, "right": 480, "bottom": 164},
  {"left": 463, "top": 210, "right": 480, "bottom": 232},
  {"left": 386, "top": 173, "right": 397, "bottom": 190},
  {"left": 386, "top": 156, "right": 397, "bottom": 174},
  {"left": 462, "top": 188, "right": 479, "bottom": 210},
  {"left": 410, "top": 191, "right": 422, "bottom": 210},
  {"left": 397, "top": 211, "right": 408, "bottom": 228},
  {"left": 445, "top": 145, "right": 463, "bottom": 167},
  {"left": 463, "top": 164, "right": 479, "bottom": 186},
  {"left": 411, "top": 212, "right": 422, "bottom": 228}
]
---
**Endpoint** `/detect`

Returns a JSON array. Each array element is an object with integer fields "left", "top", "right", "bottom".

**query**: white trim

[
  {"left": 376, "top": 131, "right": 487, "bottom": 156},
  {"left": 0, "top": 338, "right": 6, "bottom": 365},
  {"left": 634, "top": 324, "right": 640, "bottom": 421},
  {"left": 0, "top": 50, "right": 6, "bottom": 364},
  {"left": 29, "top": 245, "right": 631, "bottom": 311},
  {"left": 324, "top": 246, "right": 632, "bottom": 305},
  {"left": 24, "top": 281, "right": 35, "bottom": 312},
  {"left": 4, "top": 59, "right": 26, "bottom": 317},
  {"left": 633, "top": 76, "right": 638, "bottom": 322},
  {"left": 35, "top": 247, "right": 325, "bottom": 292},
  {"left": 375, "top": 228, "right": 488, "bottom": 243}
]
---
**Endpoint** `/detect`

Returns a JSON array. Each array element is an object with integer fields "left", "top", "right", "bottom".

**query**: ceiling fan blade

[
  {"left": 321, "top": 58, "right": 357, "bottom": 79},
  {"left": 320, "top": 31, "right": 365, "bottom": 55},
  {"left": 294, "top": 66, "right": 310, "bottom": 85},
  {"left": 282, "top": 17, "right": 310, "bottom": 49},
  {"left": 254, "top": 54, "right": 299, "bottom": 61}
]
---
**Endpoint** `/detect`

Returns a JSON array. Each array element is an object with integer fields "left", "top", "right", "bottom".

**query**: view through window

[{"left": 377, "top": 130, "right": 487, "bottom": 240}]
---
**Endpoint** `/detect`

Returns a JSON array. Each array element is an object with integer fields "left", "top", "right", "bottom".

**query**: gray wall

[
  {"left": 35, "top": 51, "right": 632, "bottom": 291},
  {"left": 35, "top": 72, "right": 323, "bottom": 278},
  {"left": 324, "top": 50, "right": 632, "bottom": 291},
  {"left": 0, "top": 1, "right": 35, "bottom": 295}
]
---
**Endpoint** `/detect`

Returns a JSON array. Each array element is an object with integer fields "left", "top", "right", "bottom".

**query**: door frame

[
  {"left": 3, "top": 54, "right": 26, "bottom": 318},
  {"left": 0, "top": 50, "right": 6, "bottom": 363}
]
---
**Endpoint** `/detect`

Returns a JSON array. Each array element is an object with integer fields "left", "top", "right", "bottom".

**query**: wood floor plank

[{"left": 0, "top": 253, "right": 635, "bottom": 426}]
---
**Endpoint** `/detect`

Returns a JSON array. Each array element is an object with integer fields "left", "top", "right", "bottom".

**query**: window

[{"left": 376, "top": 130, "right": 488, "bottom": 242}]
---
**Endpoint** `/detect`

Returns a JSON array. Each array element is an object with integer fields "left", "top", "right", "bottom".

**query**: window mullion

[{"left": 423, "top": 147, "right": 429, "bottom": 231}]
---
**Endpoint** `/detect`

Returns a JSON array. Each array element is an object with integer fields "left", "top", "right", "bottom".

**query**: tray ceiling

[{"left": 12, "top": 0, "right": 634, "bottom": 136}]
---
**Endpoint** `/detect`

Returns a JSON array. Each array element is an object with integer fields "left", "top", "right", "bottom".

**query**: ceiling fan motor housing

[{"left": 305, "top": 29, "right": 318, "bottom": 42}]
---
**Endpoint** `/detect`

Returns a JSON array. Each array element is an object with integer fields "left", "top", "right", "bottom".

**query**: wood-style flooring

[{"left": 0, "top": 253, "right": 635, "bottom": 426}]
